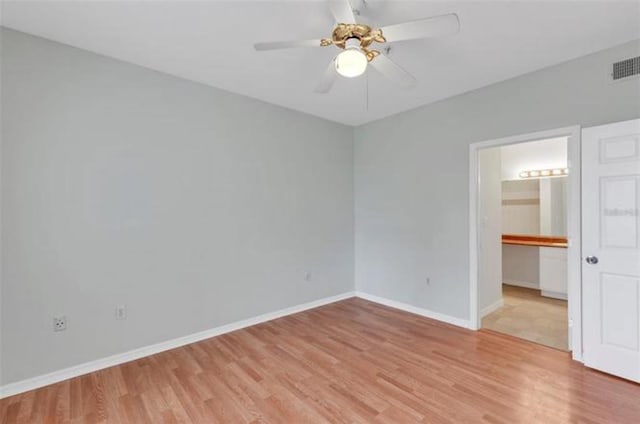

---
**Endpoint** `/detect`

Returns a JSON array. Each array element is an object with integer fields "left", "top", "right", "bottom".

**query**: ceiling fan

[{"left": 254, "top": 0, "right": 460, "bottom": 93}]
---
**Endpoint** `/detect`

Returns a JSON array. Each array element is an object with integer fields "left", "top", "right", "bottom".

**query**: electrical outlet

[
  {"left": 115, "top": 305, "right": 127, "bottom": 320},
  {"left": 53, "top": 316, "right": 67, "bottom": 332},
  {"left": 304, "top": 272, "right": 311, "bottom": 282}
]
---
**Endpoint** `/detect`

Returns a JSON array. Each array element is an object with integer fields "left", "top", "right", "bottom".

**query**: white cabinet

[{"left": 539, "top": 247, "right": 567, "bottom": 299}]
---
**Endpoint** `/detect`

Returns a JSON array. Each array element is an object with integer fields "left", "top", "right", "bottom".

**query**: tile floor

[{"left": 482, "top": 284, "right": 568, "bottom": 351}]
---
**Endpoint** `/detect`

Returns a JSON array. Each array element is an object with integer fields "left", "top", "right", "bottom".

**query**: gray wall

[
  {"left": 0, "top": 29, "right": 354, "bottom": 384},
  {"left": 3, "top": 26, "right": 640, "bottom": 386},
  {"left": 354, "top": 39, "right": 640, "bottom": 320}
]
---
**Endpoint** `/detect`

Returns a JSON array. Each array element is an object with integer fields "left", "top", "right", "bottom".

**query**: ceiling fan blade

[
  {"left": 315, "top": 59, "right": 338, "bottom": 93},
  {"left": 370, "top": 54, "right": 417, "bottom": 88},
  {"left": 329, "top": 0, "right": 356, "bottom": 24},
  {"left": 254, "top": 39, "right": 325, "bottom": 51},
  {"left": 379, "top": 13, "right": 460, "bottom": 43}
]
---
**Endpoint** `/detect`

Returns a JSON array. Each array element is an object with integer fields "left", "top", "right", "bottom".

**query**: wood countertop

[{"left": 502, "top": 234, "right": 568, "bottom": 248}]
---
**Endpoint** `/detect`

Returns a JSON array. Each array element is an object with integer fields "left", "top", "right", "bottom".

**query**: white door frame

[{"left": 469, "top": 125, "right": 583, "bottom": 362}]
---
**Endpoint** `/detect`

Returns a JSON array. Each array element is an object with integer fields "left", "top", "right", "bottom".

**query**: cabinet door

[{"left": 539, "top": 247, "right": 567, "bottom": 299}]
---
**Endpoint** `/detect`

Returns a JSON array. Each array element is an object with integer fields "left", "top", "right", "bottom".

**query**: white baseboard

[
  {"left": 0, "top": 291, "right": 355, "bottom": 399},
  {"left": 2, "top": 290, "right": 475, "bottom": 398},
  {"left": 541, "top": 290, "right": 568, "bottom": 300},
  {"left": 503, "top": 279, "right": 539, "bottom": 290},
  {"left": 354, "top": 291, "right": 471, "bottom": 329},
  {"left": 480, "top": 298, "right": 504, "bottom": 318}
]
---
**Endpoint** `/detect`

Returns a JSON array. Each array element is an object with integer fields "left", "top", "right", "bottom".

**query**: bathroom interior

[{"left": 481, "top": 137, "right": 569, "bottom": 351}]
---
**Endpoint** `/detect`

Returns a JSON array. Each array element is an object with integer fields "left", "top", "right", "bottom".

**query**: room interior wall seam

[{"left": 351, "top": 127, "right": 357, "bottom": 292}]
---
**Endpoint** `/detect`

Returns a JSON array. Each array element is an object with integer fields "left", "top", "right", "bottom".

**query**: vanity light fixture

[{"left": 519, "top": 167, "right": 569, "bottom": 179}]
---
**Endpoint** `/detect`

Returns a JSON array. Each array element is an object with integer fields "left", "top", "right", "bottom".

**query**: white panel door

[{"left": 582, "top": 119, "right": 640, "bottom": 382}]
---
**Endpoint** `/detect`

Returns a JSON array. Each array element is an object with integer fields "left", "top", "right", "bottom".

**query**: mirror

[{"left": 502, "top": 176, "right": 567, "bottom": 237}]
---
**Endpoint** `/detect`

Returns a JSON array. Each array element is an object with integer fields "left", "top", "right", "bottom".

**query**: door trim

[{"left": 469, "top": 125, "right": 582, "bottom": 362}]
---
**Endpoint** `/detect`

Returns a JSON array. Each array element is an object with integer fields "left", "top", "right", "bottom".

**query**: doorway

[
  {"left": 469, "top": 126, "right": 582, "bottom": 361},
  {"left": 481, "top": 137, "right": 569, "bottom": 350}
]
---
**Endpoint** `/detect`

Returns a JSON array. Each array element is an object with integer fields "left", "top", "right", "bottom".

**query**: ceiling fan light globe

[{"left": 335, "top": 48, "right": 367, "bottom": 78}]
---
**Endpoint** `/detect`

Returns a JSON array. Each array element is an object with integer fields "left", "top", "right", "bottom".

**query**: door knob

[{"left": 586, "top": 256, "right": 599, "bottom": 265}]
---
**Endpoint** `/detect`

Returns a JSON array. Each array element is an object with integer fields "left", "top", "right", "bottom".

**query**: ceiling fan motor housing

[
  {"left": 326, "top": 24, "right": 384, "bottom": 62},
  {"left": 330, "top": 23, "right": 386, "bottom": 50}
]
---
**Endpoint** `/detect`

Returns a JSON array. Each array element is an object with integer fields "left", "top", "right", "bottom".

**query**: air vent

[{"left": 612, "top": 56, "right": 640, "bottom": 80}]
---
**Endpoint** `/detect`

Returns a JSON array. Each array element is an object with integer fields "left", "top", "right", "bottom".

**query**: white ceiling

[{"left": 2, "top": 0, "right": 639, "bottom": 126}]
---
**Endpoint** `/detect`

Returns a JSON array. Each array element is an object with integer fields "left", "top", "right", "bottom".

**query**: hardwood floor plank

[
  {"left": 1, "top": 400, "right": 21, "bottom": 424},
  {"left": 158, "top": 386, "right": 191, "bottom": 424},
  {"left": 2, "top": 297, "right": 640, "bottom": 423}
]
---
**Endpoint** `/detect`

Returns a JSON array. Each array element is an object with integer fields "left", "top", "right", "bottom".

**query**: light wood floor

[
  {"left": 1, "top": 298, "right": 639, "bottom": 423},
  {"left": 482, "top": 285, "right": 568, "bottom": 350}
]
